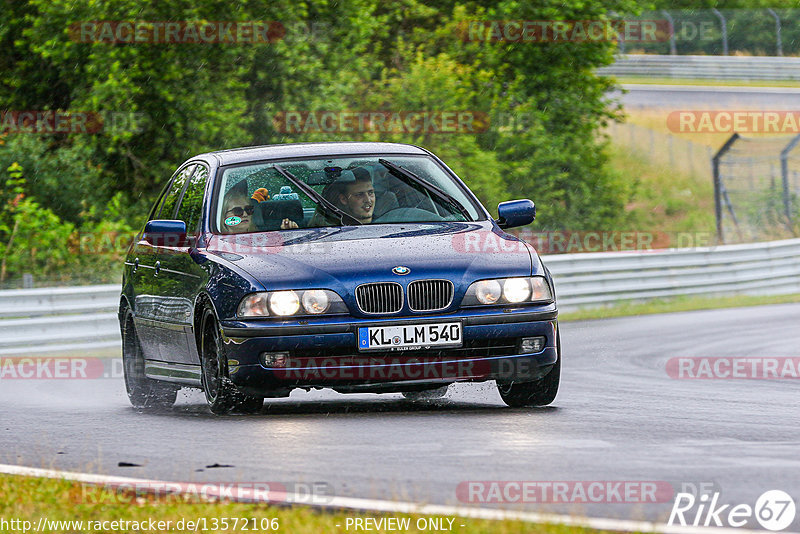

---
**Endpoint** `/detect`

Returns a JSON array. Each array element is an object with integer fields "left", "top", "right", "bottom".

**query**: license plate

[{"left": 357, "top": 322, "right": 462, "bottom": 352}]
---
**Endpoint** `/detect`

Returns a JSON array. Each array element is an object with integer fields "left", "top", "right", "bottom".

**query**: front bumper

[{"left": 220, "top": 305, "right": 558, "bottom": 395}]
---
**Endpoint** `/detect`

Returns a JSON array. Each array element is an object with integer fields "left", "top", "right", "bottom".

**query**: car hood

[{"left": 205, "top": 222, "right": 538, "bottom": 292}]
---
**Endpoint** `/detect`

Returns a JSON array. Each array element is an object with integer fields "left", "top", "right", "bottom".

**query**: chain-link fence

[
  {"left": 626, "top": 9, "right": 800, "bottom": 56},
  {"left": 713, "top": 134, "right": 800, "bottom": 243},
  {"left": 607, "top": 121, "right": 713, "bottom": 180},
  {"left": 608, "top": 123, "right": 800, "bottom": 244}
]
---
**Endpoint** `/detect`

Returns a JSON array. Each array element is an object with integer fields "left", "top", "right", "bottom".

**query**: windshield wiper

[
  {"left": 378, "top": 159, "right": 472, "bottom": 221},
  {"left": 273, "top": 164, "right": 362, "bottom": 226}
]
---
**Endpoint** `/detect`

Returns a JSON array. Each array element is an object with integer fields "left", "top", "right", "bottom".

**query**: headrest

[
  {"left": 227, "top": 178, "right": 249, "bottom": 197},
  {"left": 334, "top": 169, "right": 356, "bottom": 184},
  {"left": 332, "top": 167, "right": 372, "bottom": 186}
]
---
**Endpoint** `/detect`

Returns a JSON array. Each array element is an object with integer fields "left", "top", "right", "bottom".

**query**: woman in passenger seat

[{"left": 221, "top": 184, "right": 297, "bottom": 234}]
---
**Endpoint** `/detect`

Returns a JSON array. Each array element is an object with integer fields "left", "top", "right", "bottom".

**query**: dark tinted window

[
  {"left": 176, "top": 165, "right": 209, "bottom": 233},
  {"left": 148, "top": 180, "right": 173, "bottom": 221},
  {"left": 158, "top": 164, "right": 195, "bottom": 219}
]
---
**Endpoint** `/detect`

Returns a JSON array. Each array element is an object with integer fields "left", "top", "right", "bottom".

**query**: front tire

[
  {"left": 497, "top": 331, "right": 561, "bottom": 407},
  {"left": 200, "top": 309, "right": 263, "bottom": 415},
  {"left": 121, "top": 310, "right": 178, "bottom": 410}
]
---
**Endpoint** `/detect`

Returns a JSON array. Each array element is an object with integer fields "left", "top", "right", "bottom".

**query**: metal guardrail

[
  {"left": 598, "top": 54, "right": 800, "bottom": 81},
  {"left": 0, "top": 285, "right": 120, "bottom": 355},
  {"left": 545, "top": 238, "right": 800, "bottom": 307},
  {"left": 1, "top": 238, "right": 800, "bottom": 354}
]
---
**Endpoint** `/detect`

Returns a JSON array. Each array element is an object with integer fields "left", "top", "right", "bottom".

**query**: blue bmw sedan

[{"left": 120, "top": 142, "right": 560, "bottom": 414}]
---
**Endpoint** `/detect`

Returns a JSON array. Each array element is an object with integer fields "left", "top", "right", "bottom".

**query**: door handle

[
  {"left": 132, "top": 258, "right": 139, "bottom": 273},
  {"left": 154, "top": 261, "right": 161, "bottom": 276}
]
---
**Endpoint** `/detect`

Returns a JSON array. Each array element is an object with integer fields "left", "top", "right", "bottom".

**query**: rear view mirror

[{"left": 496, "top": 199, "right": 535, "bottom": 229}]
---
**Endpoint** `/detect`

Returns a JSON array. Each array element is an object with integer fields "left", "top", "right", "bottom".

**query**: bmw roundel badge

[{"left": 392, "top": 266, "right": 410, "bottom": 275}]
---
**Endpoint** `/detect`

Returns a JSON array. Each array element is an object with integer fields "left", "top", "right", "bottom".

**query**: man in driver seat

[
  {"left": 310, "top": 167, "right": 377, "bottom": 226},
  {"left": 338, "top": 167, "right": 376, "bottom": 224}
]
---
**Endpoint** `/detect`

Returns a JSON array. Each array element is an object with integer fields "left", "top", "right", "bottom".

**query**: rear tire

[
  {"left": 121, "top": 310, "right": 178, "bottom": 410},
  {"left": 497, "top": 331, "right": 561, "bottom": 407}
]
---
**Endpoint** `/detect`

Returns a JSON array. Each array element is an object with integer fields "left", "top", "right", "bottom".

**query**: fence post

[
  {"left": 780, "top": 134, "right": 800, "bottom": 232},
  {"left": 712, "top": 8, "right": 729, "bottom": 56},
  {"left": 661, "top": 10, "right": 677, "bottom": 55},
  {"left": 613, "top": 12, "right": 626, "bottom": 55},
  {"left": 767, "top": 8, "right": 783, "bottom": 57},
  {"left": 713, "top": 134, "right": 740, "bottom": 243}
]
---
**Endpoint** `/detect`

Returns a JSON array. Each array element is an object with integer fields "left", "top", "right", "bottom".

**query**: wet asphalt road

[{"left": 2, "top": 303, "right": 800, "bottom": 528}]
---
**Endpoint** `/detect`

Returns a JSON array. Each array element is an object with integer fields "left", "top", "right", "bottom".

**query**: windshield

[{"left": 214, "top": 155, "right": 482, "bottom": 234}]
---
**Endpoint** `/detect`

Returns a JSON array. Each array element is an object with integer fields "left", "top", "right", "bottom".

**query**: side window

[
  {"left": 176, "top": 165, "right": 209, "bottom": 233},
  {"left": 158, "top": 164, "right": 196, "bottom": 219},
  {"left": 148, "top": 180, "right": 173, "bottom": 221}
]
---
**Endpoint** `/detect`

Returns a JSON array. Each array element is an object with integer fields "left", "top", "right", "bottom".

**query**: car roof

[{"left": 197, "top": 142, "right": 431, "bottom": 167}]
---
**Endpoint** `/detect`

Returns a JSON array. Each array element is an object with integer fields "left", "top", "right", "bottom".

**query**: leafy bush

[
  {"left": 0, "top": 162, "right": 133, "bottom": 287},
  {"left": 0, "top": 162, "right": 75, "bottom": 284},
  {"left": 0, "top": 136, "right": 105, "bottom": 223}
]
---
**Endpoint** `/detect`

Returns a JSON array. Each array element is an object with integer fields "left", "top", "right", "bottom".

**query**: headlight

[
  {"left": 269, "top": 291, "right": 300, "bottom": 316},
  {"left": 237, "top": 289, "right": 347, "bottom": 317},
  {"left": 463, "top": 276, "right": 552, "bottom": 306},
  {"left": 503, "top": 278, "right": 531, "bottom": 303},
  {"left": 302, "top": 290, "right": 330, "bottom": 314},
  {"left": 474, "top": 280, "right": 502, "bottom": 304}
]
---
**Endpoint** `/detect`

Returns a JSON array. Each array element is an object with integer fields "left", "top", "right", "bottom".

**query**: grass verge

[
  {"left": 0, "top": 474, "right": 611, "bottom": 534},
  {"left": 559, "top": 292, "right": 800, "bottom": 322},
  {"left": 606, "top": 142, "right": 715, "bottom": 235}
]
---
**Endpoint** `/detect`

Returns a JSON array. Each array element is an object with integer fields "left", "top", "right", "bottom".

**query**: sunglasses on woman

[{"left": 226, "top": 205, "right": 255, "bottom": 217}]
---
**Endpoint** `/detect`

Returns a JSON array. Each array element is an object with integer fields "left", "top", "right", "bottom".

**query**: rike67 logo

[{"left": 669, "top": 490, "right": 796, "bottom": 531}]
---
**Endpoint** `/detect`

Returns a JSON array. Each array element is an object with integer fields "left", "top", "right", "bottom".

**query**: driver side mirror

[
  {"left": 144, "top": 219, "right": 189, "bottom": 247},
  {"left": 496, "top": 199, "right": 535, "bottom": 229}
]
